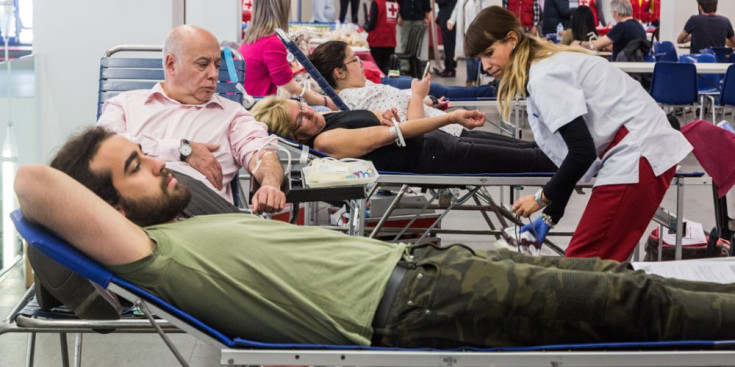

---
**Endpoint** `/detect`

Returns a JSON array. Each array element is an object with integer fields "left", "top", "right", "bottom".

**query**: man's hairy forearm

[{"left": 251, "top": 152, "right": 284, "bottom": 189}]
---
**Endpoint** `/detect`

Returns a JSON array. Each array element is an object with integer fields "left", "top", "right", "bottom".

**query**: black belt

[{"left": 372, "top": 262, "right": 408, "bottom": 330}]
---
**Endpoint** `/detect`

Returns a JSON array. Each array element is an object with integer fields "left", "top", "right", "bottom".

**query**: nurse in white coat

[{"left": 464, "top": 6, "right": 692, "bottom": 262}]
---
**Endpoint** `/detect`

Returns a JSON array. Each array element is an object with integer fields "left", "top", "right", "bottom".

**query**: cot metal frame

[{"left": 365, "top": 173, "right": 710, "bottom": 259}]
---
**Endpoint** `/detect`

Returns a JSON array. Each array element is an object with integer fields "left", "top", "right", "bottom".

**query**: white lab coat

[{"left": 525, "top": 52, "right": 692, "bottom": 187}]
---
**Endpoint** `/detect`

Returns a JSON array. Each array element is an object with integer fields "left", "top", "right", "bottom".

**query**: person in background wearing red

[
  {"left": 630, "top": 0, "right": 659, "bottom": 27},
  {"left": 365, "top": 0, "right": 401, "bottom": 74},
  {"left": 503, "top": 0, "right": 541, "bottom": 36}
]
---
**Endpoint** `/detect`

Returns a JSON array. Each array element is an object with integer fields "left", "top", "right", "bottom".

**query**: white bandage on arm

[{"left": 391, "top": 119, "right": 406, "bottom": 147}]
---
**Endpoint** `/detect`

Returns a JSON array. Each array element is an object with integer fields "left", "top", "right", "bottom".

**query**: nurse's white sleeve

[{"left": 527, "top": 64, "right": 588, "bottom": 133}]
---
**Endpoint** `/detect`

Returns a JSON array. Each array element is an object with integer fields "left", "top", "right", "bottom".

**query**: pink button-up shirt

[{"left": 97, "top": 82, "right": 273, "bottom": 202}]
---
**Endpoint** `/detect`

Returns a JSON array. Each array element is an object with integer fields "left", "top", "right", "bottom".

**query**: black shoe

[
  {"left": 439, "top": 69, "right": 456, "bottom": 77},
  {"left": 28, "top": 245, "right": 122, "bottom": 320}
]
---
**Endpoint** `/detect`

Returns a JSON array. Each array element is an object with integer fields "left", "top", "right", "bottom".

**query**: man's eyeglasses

[{"left": 343, "top": 55, "right": 362, "bottom": 67}]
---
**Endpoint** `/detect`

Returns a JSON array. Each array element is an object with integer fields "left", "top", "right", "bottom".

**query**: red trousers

[{"left": 565, "top": 128, "right": 676, "bottom": 262}]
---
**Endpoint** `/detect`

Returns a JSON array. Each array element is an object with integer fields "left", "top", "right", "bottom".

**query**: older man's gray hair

[{"left": 610, "top": 0, "right": 633, "bottom": 17}]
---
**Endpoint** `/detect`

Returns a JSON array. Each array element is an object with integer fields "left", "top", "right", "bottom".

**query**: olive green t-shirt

[{"left": 106, "top": 214, "right": 406, "bottom": 345}]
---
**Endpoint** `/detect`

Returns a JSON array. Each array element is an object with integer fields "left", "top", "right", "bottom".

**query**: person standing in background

[
  {"left": 397, "top": 0, "right": 432, "bottom": 65},
  {"left": 677, "top": 0, "right": 735, "bottom": 54},
  {"left": 436, "top": 0, "right": 458, "bottom": 77},
  {"left": 447, "top": 0, "right": 490, "bottom": 86},
  {"left": 503, "top": 0, "right": 541, "bottom": 36},
  {"left": 340, "top": 0, "right": 361, "bottom": 23},
  {"left": 365, "top": 0, "right": 401, "bottom": 74},
  {"left": 313, "top": 0, "right": 336, "bottom": 22},
  {"left": 542, "top": 0, "right": 577, "bottom": 36}
]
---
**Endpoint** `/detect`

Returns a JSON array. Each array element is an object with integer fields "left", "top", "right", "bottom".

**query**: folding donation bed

[
  {"left": 9, "top": 210, "right": 735, "bottom": 367},
  {"left": 274, "top": 134, "right": 709, "bottom": 259},
  {"left": 272, "top": 28, "right": 716, "bottom": 256},
  {"left": 273, "top": 28, "right": 526, "bottom": 138}
]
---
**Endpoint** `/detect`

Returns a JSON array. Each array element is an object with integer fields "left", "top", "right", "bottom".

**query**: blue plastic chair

[
  {"left": 653, "top": 41, "right": 678, "bottom": 62},
  {"left": 703, "top": 47, "right": 733, "bottom": 63},
  {"left": 680, "top": 53, "right": 721, "bottom": 121},
  {"left": 717, "top": 64, "right": 735, "bottom": 121},
  {"left": 649, "top": 62, "right": 698, "bottom": 117}
]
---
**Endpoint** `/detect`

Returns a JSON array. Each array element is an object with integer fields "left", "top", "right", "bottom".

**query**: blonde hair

[
  {"left": 242, "top": 0, "right": 290, "bottom": 44},
  {"left": 464, "top": 6, "right": 591, "bottom": 121},
  {"left": 250, "top": 96, "right": 295, "bottom": 140}
]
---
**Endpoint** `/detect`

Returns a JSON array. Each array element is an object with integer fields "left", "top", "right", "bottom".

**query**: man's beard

[{"left": 119, "top": 169, "right": 192, "bottom": 227}]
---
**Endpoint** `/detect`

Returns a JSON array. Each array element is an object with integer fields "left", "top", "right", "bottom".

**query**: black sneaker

[{"left": 27, "top": 246, "right": 122, "bottom": 320}]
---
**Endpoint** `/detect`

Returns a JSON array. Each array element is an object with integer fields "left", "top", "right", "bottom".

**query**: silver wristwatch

[
  {"left": 534, "top": 189, "right": 547, "bottom": 208},
  {"left": 178, "top": 139, "right": 192, "bottom": 162}
]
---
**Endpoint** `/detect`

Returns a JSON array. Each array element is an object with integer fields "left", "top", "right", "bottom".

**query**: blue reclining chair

[
  {"left": 97, "top": 45, "right": 247, "bottom": 206},
  {"left": 10, "top": 209, "right": 735, "bottom": 366},
  {"left": 97, "top": 45, "right": 246, "bottom": 118},
  {"left": 274, "top": 28, "right": 350, "bottom": 111}
]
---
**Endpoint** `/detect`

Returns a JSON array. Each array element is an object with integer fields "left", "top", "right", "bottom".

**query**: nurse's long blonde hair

[{"left": 464, "top": 6, "right": 591, "bottom": 121}]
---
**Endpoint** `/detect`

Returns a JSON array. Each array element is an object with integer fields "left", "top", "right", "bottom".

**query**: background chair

[
  {"left": 652, "top": 40, "right": 678, "bottom": 62},
  {"left": 389, "top": 24, "right": 426, "bottom": 78},
  {"left": 680, "top": 53, "right": 721, "bottom": 121},
  {"left": 702, "top": 47, "right": 733, "bottom": 63},
  {"left": 97, "top": 45, "right": 245, "bottom": 118},
  {"left": 649, "top": 62, "right": 698, "bottom": 119},
  {"left": 716, "top": 64, "right": 735, "bottom": 121}
]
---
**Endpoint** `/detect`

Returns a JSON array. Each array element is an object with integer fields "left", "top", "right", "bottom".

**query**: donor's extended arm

[{"left": 313, "top": 109, "right": 486, "bottom": 159}]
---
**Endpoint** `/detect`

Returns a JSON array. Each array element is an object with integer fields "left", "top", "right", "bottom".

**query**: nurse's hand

[{"left": 511, "top": 194, "right": 543, "bottom": 218}]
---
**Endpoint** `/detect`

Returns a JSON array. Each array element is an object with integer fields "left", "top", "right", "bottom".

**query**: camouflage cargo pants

[{"left": 372, "top": 244, "right": 735, "bottom": 348}]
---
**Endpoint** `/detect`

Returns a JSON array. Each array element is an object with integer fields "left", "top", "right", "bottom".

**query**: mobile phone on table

[{"left": 422, "top": 62, "right": 431, "bottom": 79}]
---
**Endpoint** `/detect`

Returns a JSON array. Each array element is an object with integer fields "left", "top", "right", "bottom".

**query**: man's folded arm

[
  {"left": 97, "top": 102, "right": 180, "bottom": 161},
  {"left": 14, "top": 165, "right": 153, "bottom": 266}
]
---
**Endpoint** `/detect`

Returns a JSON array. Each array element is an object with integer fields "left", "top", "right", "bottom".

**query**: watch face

[{"left": 179, "top": 144, "right": 192, "bottom": 156}]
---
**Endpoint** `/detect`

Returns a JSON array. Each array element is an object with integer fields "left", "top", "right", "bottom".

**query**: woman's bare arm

[{"left": 313, "top": 110, "right": 485, "bottom": 158}]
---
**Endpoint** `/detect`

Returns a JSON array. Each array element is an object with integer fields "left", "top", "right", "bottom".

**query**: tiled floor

[{"left": 0, "top": 59, "right": 720, "bottom": 366}]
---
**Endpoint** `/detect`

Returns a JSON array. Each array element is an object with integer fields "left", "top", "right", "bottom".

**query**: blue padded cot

[{"left": 10, "top": 209, "right": 735, "bottom": 367}]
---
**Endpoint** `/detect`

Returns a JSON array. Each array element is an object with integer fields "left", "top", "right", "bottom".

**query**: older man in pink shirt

[{"left": 97, "top": 25, "right": 285, "bottom": 213}]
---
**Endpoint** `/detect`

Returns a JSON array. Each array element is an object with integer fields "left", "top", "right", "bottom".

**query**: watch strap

[{"left": 179, "top": 139, "right": 191, "bottom": 162}]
